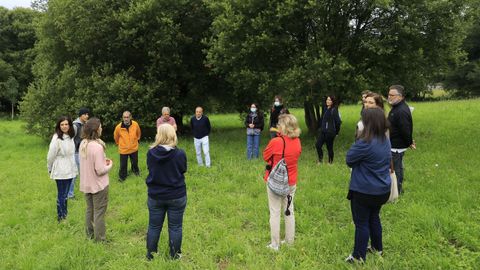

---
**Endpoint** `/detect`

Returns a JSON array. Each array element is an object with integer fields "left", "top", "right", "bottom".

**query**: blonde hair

[
  {"left": 150, "top": 124, "right": 177, "bottom": 148},
  {"left": 277, "top": 114, "right": 301, "bottom": 138}
]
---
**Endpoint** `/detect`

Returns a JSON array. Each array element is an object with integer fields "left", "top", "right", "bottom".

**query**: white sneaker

[{"left": 266, "top": 243, "right": 279, "bottom": 251}]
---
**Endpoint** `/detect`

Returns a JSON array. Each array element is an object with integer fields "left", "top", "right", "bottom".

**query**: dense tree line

[
  {"left": 0, "top": 7, "right": 38, "bottom": 119},
  {"left": 0, "top": 0, "right": 475, "bottom": 137}
]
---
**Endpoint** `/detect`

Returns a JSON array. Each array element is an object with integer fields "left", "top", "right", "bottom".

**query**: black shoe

[
  {"left": 118, "top": 178, "right": 125, "bottom": 182},
  {"left": 146, "top": 252, "right": 154, "bottom": 261},
  {"left": 134, "top": 171, "right": 140, "bottom": 176}
]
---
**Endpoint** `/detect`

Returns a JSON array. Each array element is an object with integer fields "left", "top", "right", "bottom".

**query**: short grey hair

[
  {"left": 162, "top": 107, "right": 171, "bottom": 114},
  {"left": 389, "top": 85, "right": 405, "bottom": 97}
]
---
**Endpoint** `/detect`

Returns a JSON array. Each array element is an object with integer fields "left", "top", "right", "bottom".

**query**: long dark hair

[
  {"left": 359, "top": 108, "right": 389, "bottom": 142},
  {"left": 82, "top": 117, "right": 102, "bottom": 140},
  {"left": 325, "top": 95, "right": 339, "bottom": 108},
  {"left": 55, "top": 116, "right": 74, "bottom": 139}
]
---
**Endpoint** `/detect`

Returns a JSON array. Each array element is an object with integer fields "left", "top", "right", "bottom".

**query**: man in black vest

[
  {"left": 70, "top": 108, "right": 90, "bottom": 198},
  {"left": 387, "top": 85, "right": 415, "bottom": 194}
]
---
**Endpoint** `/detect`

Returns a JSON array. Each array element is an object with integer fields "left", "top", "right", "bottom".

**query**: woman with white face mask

[
  {"left": 269, "top": 95, "right": 289, "bottom": 138},
  {"left": 245, "top": 103, "right": 264, "bottom": 159}
]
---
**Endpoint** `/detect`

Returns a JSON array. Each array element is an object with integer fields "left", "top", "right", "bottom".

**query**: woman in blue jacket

[
  {"left": 145, "top": 124, "right": 187, "bottom": 260},
  {"left": 315, "top": 95, "right": 342, "bottom": 164},
  {"left": 345, "top": 108, "right": 391, "bottom": 263}
]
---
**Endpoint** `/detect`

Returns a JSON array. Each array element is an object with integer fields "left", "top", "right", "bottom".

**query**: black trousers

[
  {"left": 119, "top": 151, "right": 139, "bottom": 180},
  {"left": 316, "top": 132, "right": 336, "bottom": 163}
]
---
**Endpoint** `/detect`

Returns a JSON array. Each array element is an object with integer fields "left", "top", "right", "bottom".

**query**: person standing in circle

[
  {"left": 315, "top": 95, "right": 342, "bottom": 164},
  {"left": 146, "top": 124, "right": 187, "bottom": 260},
  {"left": 79, "top": 117, "right": 113, "bottom": 242},
  {"left": 156, "top": 107, "right": 177, "bottom": 131},
  {"left": 245, "top": 103, "right": 264, "bottom": 159},
  {"left": 113, "top": 111, "right": 141, "bottom": 182},
  {"left": 70, "top": 108, "right": 90, "bottom": 199},
  {"left": 263, "top": 114, "right": 302, "bottom": 251},
  {"left": 269, "top": 95, "right": 289, "bottom": 138},
  {"left": 47, "top": 116, "right": 78, "bottom": 222},
  {"left": 190, "top": 106, "right": 211, "bottom": 167},
  {"left": 345, "top": 108, "right": 391, "bottom": 263}
]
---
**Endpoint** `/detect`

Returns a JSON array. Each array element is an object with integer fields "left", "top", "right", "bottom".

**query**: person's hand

[{"left": 410, "top": 139, "right": 416, "bottom": 150}]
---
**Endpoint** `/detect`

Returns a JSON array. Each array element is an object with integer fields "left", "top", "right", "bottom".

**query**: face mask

[
  {"left": 250, "top": 108, "right": 257, "bottom": 113},
  {"left": 274, "top": 101, "right": 281, "bottom": 106}
]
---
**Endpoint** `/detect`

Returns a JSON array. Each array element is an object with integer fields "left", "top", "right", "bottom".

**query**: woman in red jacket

[{"left": 263, "top": 114, "right": 302, "bottom": 251}]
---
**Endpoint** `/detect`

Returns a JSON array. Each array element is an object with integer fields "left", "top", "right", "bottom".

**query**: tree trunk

[
  {"left": 11, "top": 103, "right": 14, "bottom": 120},
  {"left": 304, "top": 100, "right": 320, "bottom": 136}
]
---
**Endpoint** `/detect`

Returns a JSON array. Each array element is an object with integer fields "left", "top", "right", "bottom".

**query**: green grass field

[{"left": 0, "top": 99, "right": 479, "bottom": 269}]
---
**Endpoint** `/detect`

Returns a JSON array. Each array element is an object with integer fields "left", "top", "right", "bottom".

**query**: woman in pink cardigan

[{"left": 79, "top": 117, "right": 113, "bottom": 242}]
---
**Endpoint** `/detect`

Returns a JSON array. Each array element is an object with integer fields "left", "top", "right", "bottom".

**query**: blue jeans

[
  {"left": 146, "top": 195, "right": 187, "bottom": 259},
  {"left": 68, "top": 153, "right": 79, "bottom": 198},
  {"left": 246, "top": 134, "right": 260, "bottom": 159},
  {"left": 55, "top": 179, "right": 72, "bottom": 220},
  {"left": 392, "top": 151, "right": 404, "bottom": 193},
  {"left": 350, "top": 197, "right": 384, "bottom": 261}
]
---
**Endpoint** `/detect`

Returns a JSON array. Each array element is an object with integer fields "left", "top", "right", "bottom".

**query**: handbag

[
  {"left": 388, "top": 162, "right": 399, "bottom": 202},
  {"left": 267, "top": 137, "right": 290, "bottom": 197}
]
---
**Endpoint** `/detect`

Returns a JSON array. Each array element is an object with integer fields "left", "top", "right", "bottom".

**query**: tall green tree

[
  {"left": 21, "top": 0, "right": 223, "bottom": 138},
  {"left": 444, "top": 2, "right": 480, "bottom": 97},
  {"left": 1, "top": 76, "right": 19, "bottom": 119},
  {"left": 0, "top": 7, "right": 38, "bottom": 116},
  {"left": 206, "top": 0, "right": 470, "bottom": 133}
]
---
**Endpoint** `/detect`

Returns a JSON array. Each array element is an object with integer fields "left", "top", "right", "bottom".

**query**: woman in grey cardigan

[{"left": 47, "top": 116, "right": 78, "bottom": 222}]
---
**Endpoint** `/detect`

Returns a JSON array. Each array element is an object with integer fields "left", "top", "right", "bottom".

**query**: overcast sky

[{"left": 0, "top": 0, "right": 31, "bottom": 9}]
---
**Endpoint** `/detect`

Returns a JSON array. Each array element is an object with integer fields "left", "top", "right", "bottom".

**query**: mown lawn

[{"left": 0, "top": 99, "right": 479, "bottom": 269}]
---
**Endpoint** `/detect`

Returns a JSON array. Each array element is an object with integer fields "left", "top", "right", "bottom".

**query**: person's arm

[
  {"left": 46, "top": 134, "right": 58, "bottom": 172},
  {"left": 334, "top": 108, "right": 342, "bottom": 135},
  {"left": 171, "top": 117, "right": 178, "bottom": 131},
  {"left": 263, "top": 138, "right": 277, "bottom": 162},
  {"left": 256, "top": 114, "right": 264, "bottom": 130},
  {"left": 136, "top": 122, "right": 141, "bottom": 141},
  {"left": 346, "top": 141, "right": 367, "bottom": 167},
  {"left": 190, "top": 117, "right": 194, "bottom": 131},
  {"left": 244, "top": 115, "right": 250, "bottom": 128},
  {"left": 73, "top": 123, "right": 78, "bottom": 137},
  {"left": 269, "top": 110, "right": 275, "bottom": 127},
  {"left": 113, "top": 124, "right": 120, "bottom": 145},
  {"left": 93, "top": 144, "right": 112, "bottom": 176},
  {"left": 206, "top": 117, "right": 211, "bottom": 134},
  {"left": 398, "top": 110, "right": 413, "bottom": 146},
  {"left": 179, "top": 150, "right": 187, "bottom": 174}
]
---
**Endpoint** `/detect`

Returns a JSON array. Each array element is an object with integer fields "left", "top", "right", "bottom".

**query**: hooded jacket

[{"left": 146, "top": 146, "right": 187, "bottom": 200}]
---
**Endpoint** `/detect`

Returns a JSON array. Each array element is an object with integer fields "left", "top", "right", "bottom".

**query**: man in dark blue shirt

[{"left": 190, "top": 106, "right": 211, "bottom": 167}]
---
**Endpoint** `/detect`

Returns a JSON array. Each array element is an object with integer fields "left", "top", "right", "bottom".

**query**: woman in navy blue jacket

[
  {"left": 315, "top": 95, "right": 342, "bottom": 164},
  {"left": 145, "top": 124, "right": 187, "bottom": 260},
  {"left": 345, "top": 108, "right": 391, "bottom": 263}
]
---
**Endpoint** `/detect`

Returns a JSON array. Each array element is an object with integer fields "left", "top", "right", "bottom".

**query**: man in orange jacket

[{"left": 114, "top": 111, "right": 141, "bottom": 182}]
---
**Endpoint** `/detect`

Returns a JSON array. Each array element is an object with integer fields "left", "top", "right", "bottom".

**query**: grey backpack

[{"left": 267, "top": 137, "right": 290, "bottom": 196}]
